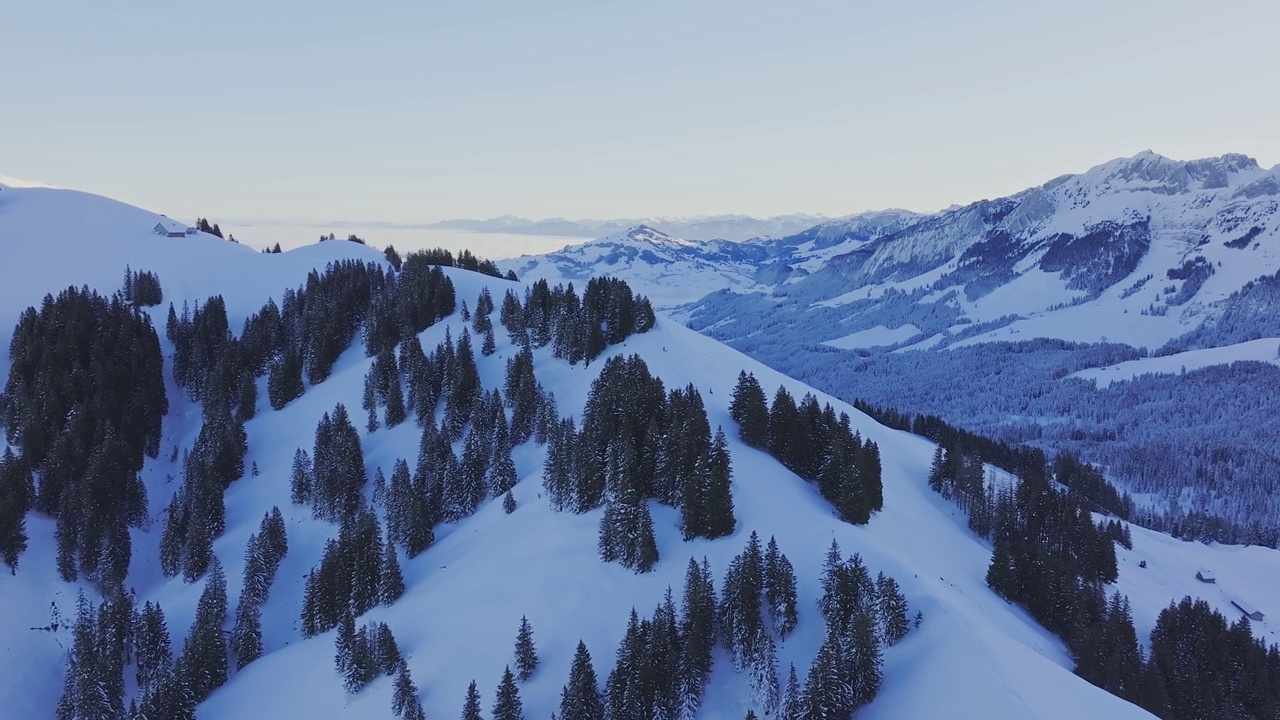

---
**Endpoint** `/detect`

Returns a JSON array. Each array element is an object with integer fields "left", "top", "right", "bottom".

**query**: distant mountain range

[
  {"left": 504, "top": 151, "right": 1280, "bottom": 538},
  {"left": 509, "top": 151, "right": 1280, "bottom": 348},
  {"left": 425, "top": 213, "right": 840, "bottom": 242}
]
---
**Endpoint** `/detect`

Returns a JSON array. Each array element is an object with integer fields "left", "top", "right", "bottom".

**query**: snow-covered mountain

[
  {"left": 500, "top": 151, "right": 1280, "bottom": 541},
  {"left": 428, "top": 213, "right": 836, "bottom": 242},
  {"left": 508, "top": 152, "right": 1280, "bottom": 350},
  {"left": 503, "top": 211, "right": 927, "bottom": 309},
  {"left": 1, "top": 175, "right": 1277, "bottom": 720}
]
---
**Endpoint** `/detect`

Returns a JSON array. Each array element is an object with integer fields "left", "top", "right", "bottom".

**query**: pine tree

[
  {"left": 729, "top": 371, "right": 769, "bottom": 448},
  {"left": 393, "top": 664, "right": 426, "bottom": 720},
  {"left": 763, "top": 536, "right": 798, "bottom": 638},
  {"left": 647, "top": 589, "right": 683, "bottom": 720},
  {"left": 560, "top": 641, "right": 605, "bottom": 720},
  {"left": 462, "top": 679, "right": 484, "bottom": 720},
  {"left": 290, "top": 448, "right": 312, "bottom": 505},
  {"left": 363, "top": 369, "right": 381, "bottom": 432},
  {"left": 268, "top": 345, "right": 304, "bottom": 410},
  {"left": 177, "top": 557, "right": 229, "bottom": 704},
  {"left": 230, "top": 599, "right": 263, "bottom": 670},
  {"left": 799, "top": 633, "right": 849, "bottom": 720},
  {"left": 678, "top": 557, "right": 717, "bottom": 720},
  {"left": 57, "top": 594, "right": 121, "bottom": 720},
  {"left": 514, "top": 615, "right": 539, "bottom": 681},
  {"left": 135, "top": 601, "right": 173, "bottom": 695},
  {"left": 503, "top": 491, "right": 517, "bottom": 514},
  {"left": 702, "top": 428, "right": 736, "bottom": 539},
  {"left": 779, "top": 663, "right": 802, "bottom": 720},
  {"left": 493, "top": 666, "right": 525, "bottom": 720},
  {"left": 490, "top": 423, "right": 519, "bottom": 497},
  {"left": 138, "top": 666, "right": 196, "bottom": 720},
  {"left": 380, "top": 538, "right": 406, "bottom": 605},
  {"left": 0, "top": 447, "right": 32, "bottom": 569},
  {"left": 875, "top": 572, "right": 910, "bottom": 646},
  {"left": 372, "top": 622, "right": 404, "bottom": 675},
  {"left": 372, "top": 467, "right": 388, "bottom": 507},
  {"left": 482, "top": 325, "right": 497, "bottom": 356},
  {"left": 335, "top": 613, "right": 366, "bottom": 693}
]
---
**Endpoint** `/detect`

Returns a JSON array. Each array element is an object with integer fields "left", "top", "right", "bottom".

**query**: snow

[
  {"left": 823, "top": 324, "right": 921, "bottom": 350},
  {"left": 1114, "top": 524, "right": 1280, "bottom": 650},
  {"left": 3, "top": 177, "right": 1274, "bottom": 720},
  {"left": 0, "top": 173, "right": 56, "bottom": 189},
  {"left": 1069, "top": 338, "right": 1280, "bottom": 388},
  {"left": 220, "top": 219, "right": 580, "bottom": 258}
]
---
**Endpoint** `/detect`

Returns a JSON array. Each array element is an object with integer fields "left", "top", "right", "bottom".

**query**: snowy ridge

[
  {"left": 1, "top": 178, "right": 1278, "bottom": 719},
  {"left": 426, "top": 214, "right": 835, "bottom": 242}
]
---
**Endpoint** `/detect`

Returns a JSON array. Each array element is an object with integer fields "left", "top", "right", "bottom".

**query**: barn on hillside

[
  {"left": 1232, "top": 598, "right": 1265, "bottom": 622},
  {"left": 154, "top": 218, "right": 194, "bottom": 237}
]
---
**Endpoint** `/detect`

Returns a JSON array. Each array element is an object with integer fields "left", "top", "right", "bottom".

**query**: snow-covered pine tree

[
  {"left": 451, "top": 429, "right": 489, "bottom": 520},
  {"left": 380, "top": 538, "right": 406, "bottom": 605},
  {"left": 0, "top": 447, "right": 31, "bottom": 570},
  {"left": 678, "top": 557, "right": 716, "bottom": 720},
  {"left": 230, "top": 598, "right": 263, "bottom": 670},
  {"left": 372, "top": 466, "right": 388, "bottom": 507},
  {"left": 729, "top": 371, "right": 769, "bottom": 448},
  {"left": 134, "top": 601, "right": 173, "bottom": 696},
  {"left": 290, "top": 447, "right": 312, "bottom": 506},
  {"left": 461, "top": 679, "right": 484, "bottom": 720},
  {"left": 763, "top": 536, "right": 798, "bottom": 638},
  {"left": 514, "top": 616, "right": 539, "bottom": 681},
  {"left": 371, "top": 622, "right": 404, "bottom": 675},
  {"left": 393, "top": 664, "right": 426, "bottom": 720},
  {"left": 646, "top": 590, "right": 682, "bottom": 720},
  {"left": 875, "top": 572, "right": 910, "bottom": 646},
  {"left": 335, "top": 613, "right": 360, "bottom": 693},
  {"left": 542, "top": 418, "right": 577, "bottom": 511},
  {"left": 597, "top": 436, "right": 658, "bottom": 573},
  {"left": 605, "top": 610, "right": 646, "bottom": 720},
  {"left": 779, "top": 663, "right": 802, "bottom": 720},
  {"left": 177, "top": 556, "right": 229, "bottom": 704},
  {"left": 56, "top": 595, "right": 121, "bottom": 720},
  {"left": 363, "top": 367, "right": 381, "bottom": 433},
  {"left": 482, "top": 325, "right": 497, "bottom": 356},
  {"left": 386, "top": 458, "right": 414, "bottom": 549},
  {"left": 560, "top": 641, "right": 605, "bottom": 720},
  {"left": 702, "top": 428, "right": 736, "bottom": 539},
  {"left": 490, "top": 422, "right": 519, "bottom": 497},
  {"left": 493, "top": 666, "right": 525, "bottom": 720}
]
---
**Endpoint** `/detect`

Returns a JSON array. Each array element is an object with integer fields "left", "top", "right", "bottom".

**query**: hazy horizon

[{"left": 4, "top": 1, "right": 1277, "bottom": 225}]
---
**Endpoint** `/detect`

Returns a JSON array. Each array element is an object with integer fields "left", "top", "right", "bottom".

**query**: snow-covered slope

[
  {"left": 1070, "top": 338, "right": 1280, "bottom": 389},
  {"left": 0, "top": 183, "right": 384, "bottom": 372},
  {"left": 0, "top": 179, "right": 1275, "bottom": 720}
]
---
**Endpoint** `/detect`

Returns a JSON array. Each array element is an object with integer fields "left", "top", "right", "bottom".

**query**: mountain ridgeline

[{"left": 608, "top": 152, "right": 1280, "bottom": 543}]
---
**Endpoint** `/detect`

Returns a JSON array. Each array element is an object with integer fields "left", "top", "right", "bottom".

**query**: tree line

[
  {"left": 904, "top": 405, "right": 1280, "bottom": 720},
  {"left": 541, "top": 354, "right": 736, "bottom": 573},
  {"left": 733, "top": 372, "right": 883, "bottom": 525},
  {"left": 0, "top": 285, "right": 167, "bottom": 586}
]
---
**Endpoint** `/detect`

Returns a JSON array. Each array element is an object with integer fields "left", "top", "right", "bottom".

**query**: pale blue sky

[{"left": 3, "top": 1, "right": 1276, "bottom": 223}]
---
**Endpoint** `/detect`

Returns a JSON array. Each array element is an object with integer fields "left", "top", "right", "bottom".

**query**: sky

[{"left": 2, "top": 0, "right": 1277, "bottom": 224}]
